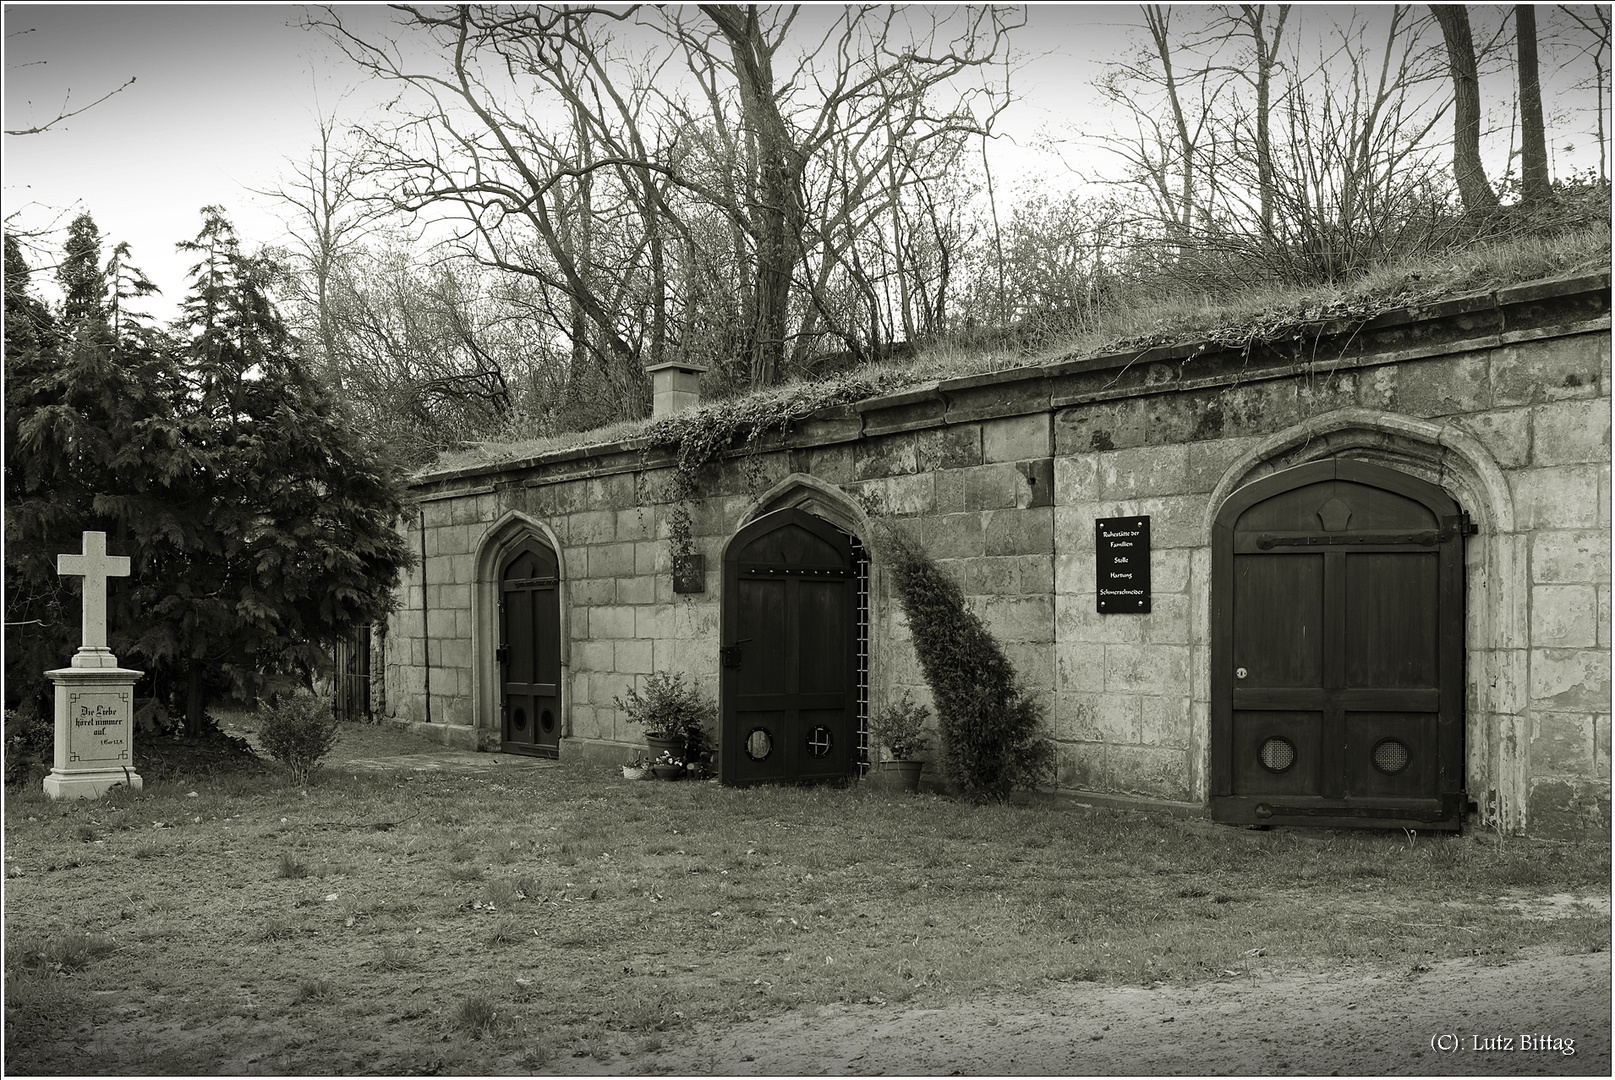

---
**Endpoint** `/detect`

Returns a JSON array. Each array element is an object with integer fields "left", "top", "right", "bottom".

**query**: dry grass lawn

[{"left": 4, "top": 718, "right": 1608, "bottom": 1074}]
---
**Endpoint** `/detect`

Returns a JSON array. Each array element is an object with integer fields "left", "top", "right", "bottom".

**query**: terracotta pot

[{"left": 878, "top": 759, "right": 924, "bottom": 793}]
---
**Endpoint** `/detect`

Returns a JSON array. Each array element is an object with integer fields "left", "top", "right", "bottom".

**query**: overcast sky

[{"left": 4, "top": 4, "right": 1607, "bottom": 324}]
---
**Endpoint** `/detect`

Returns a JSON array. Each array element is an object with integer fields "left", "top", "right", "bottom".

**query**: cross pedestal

[{"left": 46, "top": 531, "right": 143, "bottom": 799}]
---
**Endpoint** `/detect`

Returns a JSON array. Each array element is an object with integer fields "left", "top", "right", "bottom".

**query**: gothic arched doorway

[
  {"left": 720, "top": 508, "right": 860, "bottom": 786},
  {"left": 1210, "top": 459, "right": 1467, "bottom": 829}
]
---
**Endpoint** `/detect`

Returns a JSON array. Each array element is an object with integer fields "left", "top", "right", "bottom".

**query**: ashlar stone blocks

[{"left": 385, "top": 298, "right": 1609, "bottom": 832}]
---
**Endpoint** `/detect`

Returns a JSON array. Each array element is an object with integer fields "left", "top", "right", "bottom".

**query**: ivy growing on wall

[
  {"left": 871, "top": 520, "right": 1055, "bottom": 802},
  {"left": 642, "top": 374, "right": 899, "bottom": 555}
]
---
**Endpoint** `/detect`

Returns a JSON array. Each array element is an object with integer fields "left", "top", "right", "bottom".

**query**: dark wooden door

[
  {"left": 500, "top": 540, "right": 561, "bottom": 757},
  {"left": 1210, "top": 460, "right": 1465, "bottom": 829},
  {"left": 721, "top": 509, "right": 857, "bottom": 786}
]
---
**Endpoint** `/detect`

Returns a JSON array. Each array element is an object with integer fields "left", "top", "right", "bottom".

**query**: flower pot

[
  {"left": 651, "top": 764, "right": 683, "bottom": 780},
  {"left": 878, "top": 759, "right": 924, "bottom": 793},
  {"left": 645, "top": 734, "right": 686, "bottom": 757},
  {"left": 621, "top": 765, "right": 650, "bottom": 781}
]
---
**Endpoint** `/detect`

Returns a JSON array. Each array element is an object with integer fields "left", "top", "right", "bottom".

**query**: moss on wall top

[{"left": 419, "top": 237, "right": 1611, "bottom": 489}]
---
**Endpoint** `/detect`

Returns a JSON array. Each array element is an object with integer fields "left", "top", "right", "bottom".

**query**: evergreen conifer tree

[
  {"left": 5, "top": 209, "right": 413, "bottom": 733},
  {"left": 56, "top": 211, "right": 108, "bottom": 326}
]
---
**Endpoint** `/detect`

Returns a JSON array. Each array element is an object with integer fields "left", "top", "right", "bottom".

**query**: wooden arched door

[
  {"left": 721, "top": 508, "right": 858, "bottom": 786},
  {"left": 498, "top": 538, "right": 561, "bottom": 757},
  {"left": 1210, "top": 459, "right": 1466, "bottom": 829}
]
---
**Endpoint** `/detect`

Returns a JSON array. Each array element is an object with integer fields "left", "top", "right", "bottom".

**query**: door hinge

[
  {"left": 720, "top": 645, "right": 742, "bottom": 669},
  {"left": 495, "top": 644, "right": 511, "bottom": 665},
  {"left": 1444, "top": 512, "right": 1478, "bottom": 537}
]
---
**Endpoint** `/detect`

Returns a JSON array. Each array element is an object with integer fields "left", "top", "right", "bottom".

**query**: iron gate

[{"left": 333, "top": 624, "right": 374, "bottom": 722}]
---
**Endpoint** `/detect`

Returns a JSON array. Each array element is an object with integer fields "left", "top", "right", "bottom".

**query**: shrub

[
  {"left": 874, "top": 522, "right": 1054, "bottom": 801},
  {"left": 4, "top": 707, "right": 53, "bottom": 785},
  {"left": 612, "top": 672, "right": 714, "bottom": 752},
  {"left": 868, "top": 691, "right": 933, "bottom": 761},
  {"left": 257, "top": 692, "right": 341, "bottom": 785}
]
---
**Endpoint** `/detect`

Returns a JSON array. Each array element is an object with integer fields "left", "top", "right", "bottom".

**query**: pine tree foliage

[
  {"left": 4, "top": 209, "right": 413, "bottom": 732},
  {"left": 872, "top": 521, "right": 1055, "bottom": 802},
  {"left": 56, "top": 212, "right": 107, "bottom": 326}
]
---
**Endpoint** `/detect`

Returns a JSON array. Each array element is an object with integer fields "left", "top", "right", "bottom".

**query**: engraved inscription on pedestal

[{"left": 66, "top": 690, "right": 133, "bottom": 766}]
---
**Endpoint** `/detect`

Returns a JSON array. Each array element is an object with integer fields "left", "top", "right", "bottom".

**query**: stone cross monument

[{"left": 45, "top": 531, "right": 144, "bottom": 798}]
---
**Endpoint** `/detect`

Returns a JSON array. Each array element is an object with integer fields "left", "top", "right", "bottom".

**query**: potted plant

[
  {"left": 613, "top": 672, "right": 714, "bottom": 759},
  {"left": 868, "top": 691, "right": 932, "bottom": 793},
  {"left": 620, "top": 756, "right": 652, "bottom": 781},
  {"left": 650, "top": 749, "right": 686, "bottom": 780}
]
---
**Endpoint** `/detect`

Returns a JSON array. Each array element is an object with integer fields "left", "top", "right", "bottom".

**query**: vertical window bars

[
  {"left": 333, "top": 624, "right": 373, "bottom": 722},
  {"left": 852, "top": 534, "right": 871, "bottom": 776}
]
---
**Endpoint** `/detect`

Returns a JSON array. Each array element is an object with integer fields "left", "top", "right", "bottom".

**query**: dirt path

[{"left": 542, "top": 946, "right": 1606, "bottom": 1076}]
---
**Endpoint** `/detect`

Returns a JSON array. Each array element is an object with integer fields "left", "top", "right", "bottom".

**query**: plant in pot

[
  {"left": 650, "top": 749, "right": 686, "bottom": 780},
  {"left": 868, "top": 691, "right": 932, "bottom": 793},
  {"left": 613, "top": 672, "right": 714, "bottom": 761}
]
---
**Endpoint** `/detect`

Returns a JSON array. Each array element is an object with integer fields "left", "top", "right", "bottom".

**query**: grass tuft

[
  {"left": 275, "top": 853, "right": 309, "bottom": 879},
  {"left": 293, "top": 977, "right": 334, "bottom": 1004},
  {"left": 376, "top": 943, "right": 416, "bottom": 971},
  {"left": 486, "top": 917, "right": 523, "bottom": 945},
  {"left": 453, "top": 995, "right": 498, "bottom": 1038},
  {"left": 6, "top": 932, "right": 117, "bottom": 975}
]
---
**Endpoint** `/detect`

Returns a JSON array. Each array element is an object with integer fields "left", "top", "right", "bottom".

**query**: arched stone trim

[
  {"left": 1204, "top": 408, "right": 1514, "bottom": 538},
  {"left": 1202, "top": 407, "right": 1527, "bottom": 831},
  {"left": 470, "top": 511, "right": 571, "bottom": 743},
  {"left": 742, "top": 473, "right": 874, "bottom": 538}
]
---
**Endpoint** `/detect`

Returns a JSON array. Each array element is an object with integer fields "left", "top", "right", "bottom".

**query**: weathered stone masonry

[{"left": 386, "top": 274, "right": 1611, "bottom": 834}]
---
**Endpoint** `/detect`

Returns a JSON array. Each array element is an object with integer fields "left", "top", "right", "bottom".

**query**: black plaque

[
  {"left": 672, "top": 553, "right": 705, "bottom": 593},
  {"left": 1096, "top": 516, "right": 1150, "bottom": 613}
]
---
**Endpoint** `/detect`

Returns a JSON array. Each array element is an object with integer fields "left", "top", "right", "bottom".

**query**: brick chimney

[{"left": 646, "top": 361, "right": 708, "bottom": 418}]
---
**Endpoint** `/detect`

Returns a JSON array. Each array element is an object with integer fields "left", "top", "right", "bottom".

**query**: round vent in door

[
  {"left": 745, "top": 728, "right": 774, "bottom": 761},
  {"left": 1372, "top": 738, "right": 1410, "bottom": 775},
  {"left": 1259, "top": 736, "right": 1295, "bottom": 772},
  {"left": 512, "top": 707, "right": 528, "bottom": 731},
  {"left": 540, "top": 709, "right": 555, "bottom": 733},
  {"left": 806, "top": 726, "right": 833, "bottom": 757}
]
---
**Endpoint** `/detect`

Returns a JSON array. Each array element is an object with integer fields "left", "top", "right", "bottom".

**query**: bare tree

[
  {"left": 256, "top": 99, "right": 388, "bottom": 391},
  {"left": 307, "top": 4, "right": 1016, "bottom": 401},
  {"left": 1515, "top": 5, "right": 1552, "bottom": 202},
  {"left": 1235, "top": 5, "right": 1292, "bottom": 242},
  {"left": 1557, "top": 4, "right": 1609, "bottom": 183},
  {"left": 3, "top": 27, "right": 135, "bottom": 136},
  {"left": 1431, "top": 4, "right": 1501, "bottom": 212}
]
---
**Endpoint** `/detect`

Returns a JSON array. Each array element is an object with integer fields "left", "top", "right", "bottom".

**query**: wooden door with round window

[
  {"left": 1210, "top": 459, "right": 1466, "bottom": 830},
  {"left": 721, "top": 508, "right": 857, "bottom": 786},
  {"left": 499, "top": 539, "right": 561, "bottom": 757}
]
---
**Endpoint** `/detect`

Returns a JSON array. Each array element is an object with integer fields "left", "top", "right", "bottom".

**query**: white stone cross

[{"left": 57, "top": 531, "right": 130, "bottom": 666}]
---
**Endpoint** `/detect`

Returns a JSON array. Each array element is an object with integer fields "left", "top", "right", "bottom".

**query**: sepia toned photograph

[{"left": 4, "top": 4, "right": 1609, "bottom": 1074}]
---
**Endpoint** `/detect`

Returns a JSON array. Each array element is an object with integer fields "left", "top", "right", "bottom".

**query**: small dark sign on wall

[
  {"left": 672, "top": 553, "right": 706, "bottom": 593},
  {"left": 1096, "top": 516, "right": 1150, "bottom": 613}
]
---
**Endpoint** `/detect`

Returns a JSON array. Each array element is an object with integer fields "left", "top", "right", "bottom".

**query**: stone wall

[{"left": 387, "top": 274, "right": 1611, "bottom": 833}]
